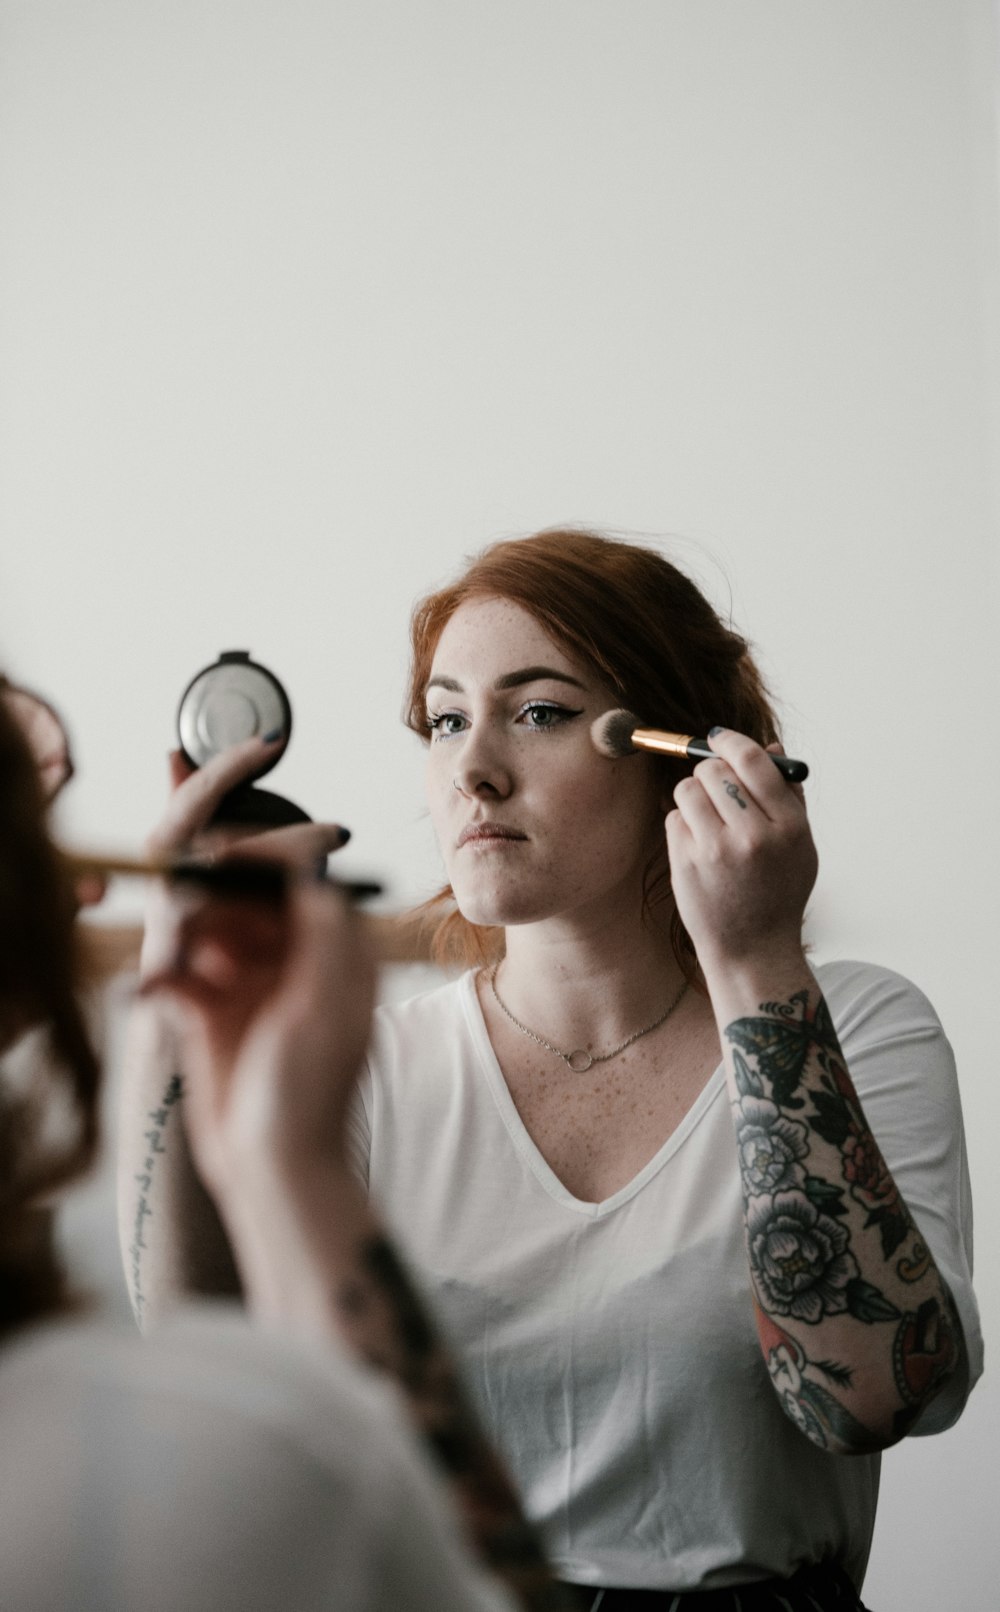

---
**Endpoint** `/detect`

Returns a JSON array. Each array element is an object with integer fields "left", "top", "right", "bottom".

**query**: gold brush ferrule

[{"left": 630, "top": 729, "right": 695, "bottom": 758}]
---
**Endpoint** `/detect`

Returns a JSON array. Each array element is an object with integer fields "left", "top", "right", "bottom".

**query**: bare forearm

[
  {"left": 220, "top": 1161, "right": 570, "bottom": 1612},
  {"left": 705, "top": 949, "right": 961, "bottom": 1453},
  {"left": 116, "top": 1003, "right": 241, "bottom": 1327}
]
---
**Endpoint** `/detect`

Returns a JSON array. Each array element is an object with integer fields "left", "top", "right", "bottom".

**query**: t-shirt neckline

[{"left": 458, "top": 969, "right": 726, "bottom": 1219}]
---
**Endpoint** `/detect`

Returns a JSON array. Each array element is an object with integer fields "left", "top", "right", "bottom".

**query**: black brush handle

[
  {"left": 169, "top": 859, "right": 384, "bottom": 903},
  {"left": 769, "top": 753, "right": 809, "bottom": 784},
  {"left": 686, "top": 740, "right": 809, "bottom": 784}
]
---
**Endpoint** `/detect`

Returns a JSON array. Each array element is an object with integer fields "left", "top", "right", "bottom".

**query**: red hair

[{"left": 404, "top": 529, "right": 781, "bottom": 974}]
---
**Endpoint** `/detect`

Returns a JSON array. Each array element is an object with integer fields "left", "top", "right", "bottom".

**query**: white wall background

[{"left": 1, "top": 2, "right": 997, "bottom": 1605}]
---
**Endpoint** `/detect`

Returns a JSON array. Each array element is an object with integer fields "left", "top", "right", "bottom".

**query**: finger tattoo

[{"left": 724, "top": 780, "right": 748, "bottom": 810}]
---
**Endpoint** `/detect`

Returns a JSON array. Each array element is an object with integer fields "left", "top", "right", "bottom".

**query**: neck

[{"left": 494, "top": 902, "right": 687, "bottom": 1051}]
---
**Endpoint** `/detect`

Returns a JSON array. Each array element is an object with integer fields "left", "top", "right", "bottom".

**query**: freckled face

[{"left": 424, "top": 597, "right": 667, "bottom": 929}]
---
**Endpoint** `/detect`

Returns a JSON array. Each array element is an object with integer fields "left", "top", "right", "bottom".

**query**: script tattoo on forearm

[
  {"left": 724, "top": 991, "right": 958, "bottom": 1449},
  {"left": 128, "top": 1074, "right": 182, "bottom": 1326},
  {"left": 336, "top": 1237, "right": 574, "bottom": 1612}
]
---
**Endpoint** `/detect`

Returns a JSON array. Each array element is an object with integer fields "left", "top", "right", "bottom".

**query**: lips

[{"left": 458, "top": 823, "right": 528, "bottom": 848}]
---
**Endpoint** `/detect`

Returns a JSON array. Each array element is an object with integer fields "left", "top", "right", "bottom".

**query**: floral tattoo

[{"left": 725, "top": 989, "right": 959, "bottom": 1444}]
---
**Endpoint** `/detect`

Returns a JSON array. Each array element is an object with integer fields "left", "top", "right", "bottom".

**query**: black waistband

[{"left": 558, "top": 1559, "right": 867, "bottom": 1611}]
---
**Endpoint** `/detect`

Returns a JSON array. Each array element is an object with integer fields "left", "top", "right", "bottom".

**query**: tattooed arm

[
  {"left": 142, "top": 882, "right": 571, "bottom": 1612},
  {"left": 116, "top": 1001, "right": 241, "bottom": 1328},
  {"left": 667, "top": 729, "right": 967, "bottom": 1455},
  {"left": 117, "top": 739, "right": 349, "bottom": 1325},
  {"left": 718, "top": 969, "right": 963, "bottom": 1453}
]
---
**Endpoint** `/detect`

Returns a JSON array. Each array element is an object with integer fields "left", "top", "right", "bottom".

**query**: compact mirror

[
  {"left": 177, "top": 651, "right": 310, "bottom": 830},
  {"left": 177, "top": 650, "right": 291, "bottom": 776}
]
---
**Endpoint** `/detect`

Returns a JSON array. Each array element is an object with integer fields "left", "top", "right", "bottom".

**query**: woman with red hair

[{"left": 125, "top": 528, "right": 981, "bottom": 1611}]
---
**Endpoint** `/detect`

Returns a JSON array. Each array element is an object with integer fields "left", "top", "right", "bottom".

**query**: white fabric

[
  {"left": 0, "top": 1306, "right": 516, "bottom": 1612},
  {"left": 350, "top": 959, "right": 983, "bottom": 1593}
]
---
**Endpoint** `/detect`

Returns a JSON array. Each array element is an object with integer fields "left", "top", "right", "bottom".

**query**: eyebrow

[{"left": 426, "top": 665, "right": 587, "bottom": 695}]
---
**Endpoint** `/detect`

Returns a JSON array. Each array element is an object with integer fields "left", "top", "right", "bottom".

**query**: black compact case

[{"left": 176, "top": 650, "right": 311, "bottom": 829}]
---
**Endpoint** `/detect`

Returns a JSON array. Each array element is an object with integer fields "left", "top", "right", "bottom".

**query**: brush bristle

[{"left": 590, "top": 708, "right": 640, "bottom": 758}]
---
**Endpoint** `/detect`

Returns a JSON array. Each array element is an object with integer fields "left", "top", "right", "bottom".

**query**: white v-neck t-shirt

[{"left": 350, "top": 960, "right": 982, "bottom": 1593}]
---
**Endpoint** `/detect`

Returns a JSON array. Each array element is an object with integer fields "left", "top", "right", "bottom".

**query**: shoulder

[
  {"left": 349, "top": 973, "right": 478, "bottom": 1169},
  {"left": 0, "top": 1309, "right": 515, "bottom": 1612},
  {"left": 3, "top": 1305, "right": 406, "bottom": 1466},
  {"left": 812, "top": 957, "right": 945, "bottom": 1043},
  {"left": 370, "top": 970, "right": 476, "bottom": 1059},
  {"left": 0, "top": 1310, "right": 393, "bottom": 1592},
  {"left": 810, "top": 958, "right": 959, "bottom": 1121}
]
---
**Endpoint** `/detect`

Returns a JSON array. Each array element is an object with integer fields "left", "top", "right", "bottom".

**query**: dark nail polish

[
  {"left": 708, "top": 726, "right": 725, "bottom": 738},
  {"left": 336, "top": 826, "right": 352, "bottom": 847},
  {"left": 262, "top": 728, "right": 284, "bottom": 744}
]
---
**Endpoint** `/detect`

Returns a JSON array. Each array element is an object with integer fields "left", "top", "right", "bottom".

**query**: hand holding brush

[{"left": 590, "top": 709, "right": 809, "bottom": 783}]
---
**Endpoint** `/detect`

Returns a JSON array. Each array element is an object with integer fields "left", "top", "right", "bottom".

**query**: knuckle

[{"left": 723, "top": 733, "right": 757, "bottom": 766}]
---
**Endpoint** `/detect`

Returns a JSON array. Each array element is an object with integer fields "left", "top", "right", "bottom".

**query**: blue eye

[
  {"left": 517, "top": 701, "right": 583, "bottom": 730},
  {"left": 426, "top": 711, "right": 468, "bottom": 739}
]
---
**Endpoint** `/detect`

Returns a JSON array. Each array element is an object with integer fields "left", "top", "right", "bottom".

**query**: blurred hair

[
  {"left": 0, "top": 681, "right": 101, "bottom": 1339},
  {"left": 403, "top": 528, "right": 781, "bottom": 974}
]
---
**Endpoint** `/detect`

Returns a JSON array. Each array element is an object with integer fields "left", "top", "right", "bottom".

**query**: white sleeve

[{"left": 824, "top": 960, "right": 984, "bottom": 1433}]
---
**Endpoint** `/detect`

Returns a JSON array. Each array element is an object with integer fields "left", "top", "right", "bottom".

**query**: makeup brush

[
  {"left": 590, "top": 710, "right": 809, "bottom": 783},
  {"left": 60, "top": 849, "right": 384, "bottom": 904}
]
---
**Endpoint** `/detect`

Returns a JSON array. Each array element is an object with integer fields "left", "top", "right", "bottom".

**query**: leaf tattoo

[
  {"left": 732, "top": 1046, "right": 764, "bottom": 1100},
  {"left": 844, "top": 1277, "right": 902, "bottom": 1325},
  {"left": 726, "top": 990, "right": 838, "bottom": 1110}
]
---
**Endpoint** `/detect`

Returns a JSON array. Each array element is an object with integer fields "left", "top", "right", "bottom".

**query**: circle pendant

[{"left": 566, "top": 1048, "right": 593, "bottom": 1074}]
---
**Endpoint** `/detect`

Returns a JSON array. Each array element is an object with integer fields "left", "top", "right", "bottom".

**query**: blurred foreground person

[{"left": 0, "top": 683, "right": 565, "bottom": 1612}]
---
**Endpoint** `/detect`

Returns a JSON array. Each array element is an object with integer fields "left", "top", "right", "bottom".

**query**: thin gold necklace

[{"left": 488, "top": 963, "right": 688, "bottom": 1074}]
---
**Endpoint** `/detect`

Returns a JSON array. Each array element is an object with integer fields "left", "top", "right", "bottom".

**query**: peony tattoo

[
  {"left": 725, "top": 988, "right": 960, "bottom": 1449},
  {"left": 747, "top": 1189, "right": 858, "bottom": 1323},
  {"left": 727, "top": 993, "right": 903, "bottom": 1327},
  {"left": 735, "top": 1097, "right": 809, "bottom": 1197}
]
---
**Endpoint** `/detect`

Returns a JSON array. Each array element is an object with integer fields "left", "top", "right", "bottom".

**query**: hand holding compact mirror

[{"left": 177, "top": 651, "right": 312, "bottom": 829}]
